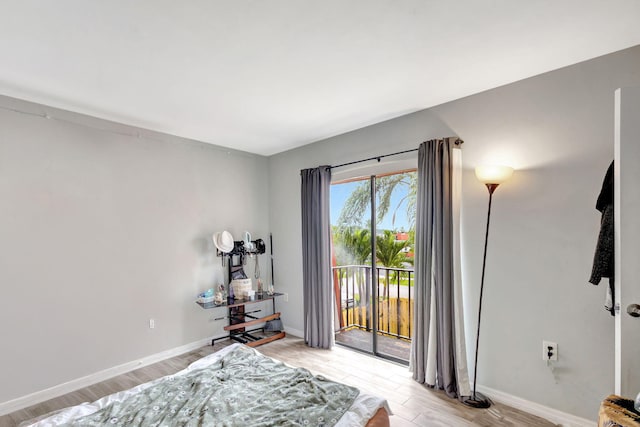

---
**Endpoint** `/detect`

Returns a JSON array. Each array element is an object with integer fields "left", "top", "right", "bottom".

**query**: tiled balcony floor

[{"left": 335, "top": 327, "right": 411, "bottom": 362}]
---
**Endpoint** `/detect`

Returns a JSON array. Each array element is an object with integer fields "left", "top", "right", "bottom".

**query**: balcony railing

[{"left": 333, "top": 265, "right": 414, "bottom": 340}]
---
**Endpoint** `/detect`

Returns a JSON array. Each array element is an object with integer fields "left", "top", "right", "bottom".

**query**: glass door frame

[{"left": 334, "top": 174, "right": 408, "bottom": 366}]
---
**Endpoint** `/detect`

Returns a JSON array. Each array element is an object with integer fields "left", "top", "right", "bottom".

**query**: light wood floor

[{"left": 1, "top": 336, "right": 557, "bottom": 427}]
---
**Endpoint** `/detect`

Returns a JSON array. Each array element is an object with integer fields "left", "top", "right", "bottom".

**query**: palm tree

[
  {"left": 337, "top": 172, "right": 417, "bottom": 229},
  {"left": 377, "top": 230, "right": 409, "bottom": 267},
  {"left": 335, "top": 226, "right": 371, "bottom": 265},
  {"left": 376, "top": 230, "right": 410, "bottom": 298}
]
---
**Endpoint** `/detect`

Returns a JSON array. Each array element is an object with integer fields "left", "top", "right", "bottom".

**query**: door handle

[{"left": 627, "top": 304, "right": 640, "bottom": 317}]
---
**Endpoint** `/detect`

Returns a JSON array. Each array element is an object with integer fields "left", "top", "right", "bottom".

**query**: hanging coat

[{"left": 589, "top": 161, "right": 615, "bottom": 316}]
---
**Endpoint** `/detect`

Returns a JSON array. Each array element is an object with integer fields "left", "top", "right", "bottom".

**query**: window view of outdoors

[{"left": 330, "top": 171, "right": 416, "bottom": 362}]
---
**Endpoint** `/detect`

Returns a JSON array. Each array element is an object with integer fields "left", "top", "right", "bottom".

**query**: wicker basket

[{"left": 230, "top": 278, "right": 252, "bottom": 300}]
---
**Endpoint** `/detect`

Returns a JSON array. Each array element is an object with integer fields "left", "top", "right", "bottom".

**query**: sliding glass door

[{"left": 330, "top": 171, "right": 416, "bottom": 363}]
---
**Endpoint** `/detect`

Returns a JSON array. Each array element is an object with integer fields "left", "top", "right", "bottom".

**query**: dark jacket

[
  {"left": 589, "top": 161, "right": 614, "bottom": 316},
  {"left": 590, "top": 161, "right": 614, "bottom": 284}
]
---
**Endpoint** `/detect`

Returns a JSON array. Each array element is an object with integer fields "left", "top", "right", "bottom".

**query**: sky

[{"left": 330, "top": 177, "right": 412, "bottom": 231}]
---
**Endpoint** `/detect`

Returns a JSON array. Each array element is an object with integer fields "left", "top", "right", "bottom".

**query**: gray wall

[
  {"left": 268, "top": 45, "right": 640, "bottom": 419},
  {"left": 0, "top": 96, "right": 270, "bottom": 404}
]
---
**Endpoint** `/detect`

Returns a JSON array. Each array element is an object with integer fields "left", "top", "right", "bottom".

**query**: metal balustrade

[{"left": 333, "top": 265, "right": 414, "bottom": 340}]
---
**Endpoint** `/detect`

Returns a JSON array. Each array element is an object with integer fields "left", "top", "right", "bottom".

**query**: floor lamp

[{"left": 463, "top": 165, "right": 514, "bottom": 409}]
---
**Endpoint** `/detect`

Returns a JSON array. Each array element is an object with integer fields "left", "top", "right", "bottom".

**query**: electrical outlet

[
  {"left": 543, "top": 340, "right": 558, "bottom": 361},
  {"left": 149, "top": 318, "right": 155, "bottom": 329},
  {"left": 283, "top": 293, "right": 289, "bottom": 302}
]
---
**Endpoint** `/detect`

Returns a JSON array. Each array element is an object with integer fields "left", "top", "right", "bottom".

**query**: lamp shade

[{"left": 475, "top": 165, "right": 514, "bottom": 184}]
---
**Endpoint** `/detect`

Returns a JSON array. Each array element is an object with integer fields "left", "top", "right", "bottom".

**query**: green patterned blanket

[{"left": 63, "top": 345, "right": 359, "bottom": 427}]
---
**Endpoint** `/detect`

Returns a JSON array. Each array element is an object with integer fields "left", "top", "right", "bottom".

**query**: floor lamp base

[{"left": 462, "top": 391, "right": 492, "bottom": 409}]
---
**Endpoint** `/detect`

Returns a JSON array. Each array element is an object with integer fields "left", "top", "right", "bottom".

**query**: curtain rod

[{"left": 329, "top": 138, "right": 463, "bottom": 170}]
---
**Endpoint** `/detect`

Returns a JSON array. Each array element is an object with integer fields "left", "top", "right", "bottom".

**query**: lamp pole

[
  {"left": 464, "top": 183, "right": 498, "bottom": 408},
  {"left": 463, "top": 164, "right": 512, "bottom": 409}
]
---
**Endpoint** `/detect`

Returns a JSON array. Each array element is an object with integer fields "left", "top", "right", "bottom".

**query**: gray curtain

[
  {"left": 301, "top": 166, "right": 334, "bottom": 349},
  {"left": 410, "top": 138, "right": 463, "bottom": 398}
]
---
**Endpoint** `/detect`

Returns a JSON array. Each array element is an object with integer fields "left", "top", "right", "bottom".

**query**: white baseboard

[
  {"left": 477, "top": 385, "right": 594, "bottom": 427},
  {"left": 284, "top": 326, "right": 303, "bottom": 338},
  {"left": 0, "top": 335, "right": 224, "bottom": 417}
]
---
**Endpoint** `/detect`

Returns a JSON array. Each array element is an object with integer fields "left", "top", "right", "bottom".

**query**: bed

[{"left": 23, "top": 343, "right": 391, "bottom": 426}]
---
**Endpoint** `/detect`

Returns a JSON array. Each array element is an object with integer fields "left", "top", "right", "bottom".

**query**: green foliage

[
  {"left": 336, "top": 172, "right": 417, "bottom": 229},
  {"left": 332, "top": 226, "right": 371, "bottom": 265},
  {"left": 375, "top": 230, "right": 409, "bottom": 268},
  {"left": 333, "top": 227, "right": 412, "bottom": 268}
]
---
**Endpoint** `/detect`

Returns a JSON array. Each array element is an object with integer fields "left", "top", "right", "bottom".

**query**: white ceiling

[{"left": 1, "top": 1, "right": 639, "bottom": 156}]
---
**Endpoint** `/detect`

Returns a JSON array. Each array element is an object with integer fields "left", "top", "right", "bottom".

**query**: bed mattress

[{"left": 23, "top": 343, "right": 390, "bottom": 427}]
